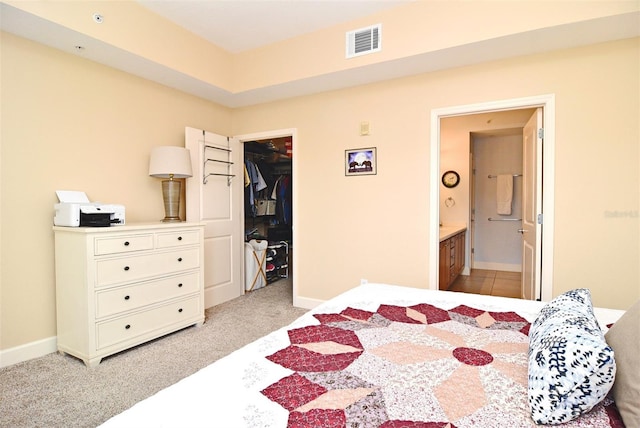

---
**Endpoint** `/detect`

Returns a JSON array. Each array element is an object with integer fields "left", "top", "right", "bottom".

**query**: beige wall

[
  {"left": 235, "top": 0, "right": 640, "bottom": 92},
  {"left": 6, "top": 0, "right": 233, "bottom": 91},
  {"left": 471, "top": 133, "right": 523, "bottom": 271},
  {"left": 1, "top": 30, "right": 638, "bottom": 356},
  {"left": 8, "top": 1, "right": 637, "bottom": 95},
  {"left": 0, "top": 32, "right": 232, "bottom": 350},
  {"left": 233, "top": 37, "right": 640, "bottom": 311}
]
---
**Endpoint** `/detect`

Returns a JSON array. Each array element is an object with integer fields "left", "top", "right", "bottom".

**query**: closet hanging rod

[
  {"left": 488, "top": 217, "right": 522, "bottom": 221},
  {"left": 245, "top": 152, "right": 269, "bottom": 159},
  {"left": 205, "top": 158, "right": 233, "bottom": 165},
  {"left": 203, "top": 143, "right": 231, "bottom": 152},
  {"left": 488, "top": 174, "right": 522, "bottom": 178}
]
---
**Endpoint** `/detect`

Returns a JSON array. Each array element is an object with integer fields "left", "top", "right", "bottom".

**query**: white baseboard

[
  {"left": 472, "top": 261, "right": 521, "bottom": 272},
  {"left": 293, "top": 295, "right": 323, "bottom": 310},
  {"left": 0, "top": 293, "right": 326, "bottom": 368},
  {"left": 0, "top": 295, "right": 322, "bottom": 367},
  {"left": 0, "top": 336, "right": 57, "bottom": 368}
]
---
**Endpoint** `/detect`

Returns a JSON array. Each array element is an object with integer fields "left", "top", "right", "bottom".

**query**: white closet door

[{"left": 185, "top": 127, "right": 243, "bottom": 307}]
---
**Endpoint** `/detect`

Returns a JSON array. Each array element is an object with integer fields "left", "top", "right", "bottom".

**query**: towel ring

[{"left": 445, "top": 197, "right": 455, "bottom": 207}]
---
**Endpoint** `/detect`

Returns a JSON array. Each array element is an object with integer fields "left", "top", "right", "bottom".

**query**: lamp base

[
  {"left": 161, "top": 179, "right": 183, "bottom": 222},
  {"left": 161, "top": 217, "right": 183, "bottom": 223}
]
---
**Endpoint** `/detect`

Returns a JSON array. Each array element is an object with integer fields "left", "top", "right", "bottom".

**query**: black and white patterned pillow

[{"left": 528, "top": 288, "right": 616, "bottom": 424}]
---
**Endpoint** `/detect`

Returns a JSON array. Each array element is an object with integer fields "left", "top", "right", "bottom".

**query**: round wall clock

[{"left": 442, "top": 170, "right": 460, "bottom": 188}]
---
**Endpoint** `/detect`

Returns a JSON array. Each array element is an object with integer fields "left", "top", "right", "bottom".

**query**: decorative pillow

[
  {"left": 528, "top": 289, "right": 616, "bottom": 424},
  {"left": 605, "top": 299, "right": 640, "bottom": 428}
]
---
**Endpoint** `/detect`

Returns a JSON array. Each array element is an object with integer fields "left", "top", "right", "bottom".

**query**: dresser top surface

[{"left": 53, "top": 222, "right": 204, "bottom": 234}]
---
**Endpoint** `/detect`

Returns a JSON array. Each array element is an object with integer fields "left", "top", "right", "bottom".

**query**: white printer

[{"left": 54, "top": 190, "right": 125, "bottom": 227}]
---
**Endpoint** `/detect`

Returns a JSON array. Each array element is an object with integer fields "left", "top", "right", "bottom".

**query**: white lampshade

[{"left": 149, "top": 146, "right": 193, "bottom": 178}]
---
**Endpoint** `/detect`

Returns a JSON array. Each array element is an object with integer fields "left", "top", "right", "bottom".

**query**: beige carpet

[{"left": 0, "top": 279, "right": 307, "bottom": 428}]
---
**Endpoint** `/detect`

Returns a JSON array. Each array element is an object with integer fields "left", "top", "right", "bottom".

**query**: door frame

[
  {"left": 429, "top": 94, "right": 555, "bottom": 301},
  {"left": 235, "top": 128, "right": 298, "bottom": 303}
]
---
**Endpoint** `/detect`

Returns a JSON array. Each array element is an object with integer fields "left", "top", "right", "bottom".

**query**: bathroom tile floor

[{"left": 447, "top": 269, "right": 522, "bottom": 299}]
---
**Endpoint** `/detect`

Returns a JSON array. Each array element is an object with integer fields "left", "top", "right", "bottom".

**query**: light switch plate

[{"left": 360, "top": 121, "right": 370, "bottom": 136}]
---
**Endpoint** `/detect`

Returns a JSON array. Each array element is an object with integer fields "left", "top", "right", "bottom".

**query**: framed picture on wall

[{"left": 345, "top": 147, "right": 377, "bottom": 176}]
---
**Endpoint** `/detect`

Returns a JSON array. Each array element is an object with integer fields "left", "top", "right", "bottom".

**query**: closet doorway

[
  {"left": 238, "top": 129, "right": 296, "bottom": 302},
  {"left": 430, "top": 95, "right": 555, "bottom": 302}
]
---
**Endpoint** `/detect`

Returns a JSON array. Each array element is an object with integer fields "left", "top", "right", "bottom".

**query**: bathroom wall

[{"left": 472, "top": 132, "right": 523, "bottom": 272}]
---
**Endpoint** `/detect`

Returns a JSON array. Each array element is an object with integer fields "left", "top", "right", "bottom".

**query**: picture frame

[{"left": 345, "top": 147, "right": 377, "bottom": 176}]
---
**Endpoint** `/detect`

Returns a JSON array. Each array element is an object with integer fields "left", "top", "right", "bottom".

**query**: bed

[{"left": 99, "top": 283, "right": 637, "bottom": 427}]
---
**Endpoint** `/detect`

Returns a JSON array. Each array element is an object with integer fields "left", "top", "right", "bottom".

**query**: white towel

[{"left": 496, "top": 174, "right": 513, "bottom": 215}]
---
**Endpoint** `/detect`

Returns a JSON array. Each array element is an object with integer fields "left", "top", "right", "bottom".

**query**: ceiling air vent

[{"left": 346, "top": 24, "right": 381, "bottom": 59}]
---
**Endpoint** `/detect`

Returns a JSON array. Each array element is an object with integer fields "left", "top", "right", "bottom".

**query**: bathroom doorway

[{"left": 430, "top": 95, "right": 555, "bottom": 302}]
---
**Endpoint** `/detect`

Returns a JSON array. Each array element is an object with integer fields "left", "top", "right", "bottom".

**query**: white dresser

[{"left": 53, "top": 222, "right": 205, "bottom": 367}]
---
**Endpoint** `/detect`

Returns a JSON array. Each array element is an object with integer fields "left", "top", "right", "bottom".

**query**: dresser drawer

[
  {"left": 95, "top": 248, "right": 200, "bottom": 287},
  {"left": 95, "top": 272, "right": 200, "bottom": 318},
  {"left": 95, "top": 234, "right": 154, "bottom": 255},
  {"left": 156, "top": 230, "right": 200, "bottom": 248},
  {"left": 96, "top": 296, "right": 201, "bottom": 350}
]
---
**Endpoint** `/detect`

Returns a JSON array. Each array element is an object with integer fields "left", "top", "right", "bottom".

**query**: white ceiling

[
  {"left": 136, "top": 0, "right": 412, "bottom": 53},
  {"left": 1, "top": 2, "right": 638, "bottom": 107}
]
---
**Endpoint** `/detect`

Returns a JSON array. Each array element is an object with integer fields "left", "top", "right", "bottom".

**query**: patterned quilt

[
  {"left": 261, "top": 303, "right": 623, "bottom": 427},
  {"left": 100, "top": 284, "right": 626, "bottom": 428}
]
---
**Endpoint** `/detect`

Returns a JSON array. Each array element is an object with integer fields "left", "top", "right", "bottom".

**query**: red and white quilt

[{"left": 100, "top": 283, "right": 626, "bottom": 428}]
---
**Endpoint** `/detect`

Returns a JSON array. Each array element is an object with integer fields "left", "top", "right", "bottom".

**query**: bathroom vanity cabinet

[{"left": 439, "top": 227, "right": 466, "bottom": 290}]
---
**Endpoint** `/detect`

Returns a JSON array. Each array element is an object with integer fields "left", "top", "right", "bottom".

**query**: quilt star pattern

[{"left": 261, "top": 303, "right": 623, "bottom": 427}]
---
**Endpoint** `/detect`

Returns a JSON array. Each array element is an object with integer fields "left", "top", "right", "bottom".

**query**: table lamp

[{"left": 149, "top": 146, "right": 193, "bottom": 222}]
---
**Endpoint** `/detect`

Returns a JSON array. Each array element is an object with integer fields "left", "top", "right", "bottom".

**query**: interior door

[
  {"left": 469, "top": 151, "right": 475, "bottom": 271},
  {"left": 185, "top": 127, "right": 243, "bottom": 307},
  {"left": 521, "top": 108, "right": 543, "bottom": 300}
]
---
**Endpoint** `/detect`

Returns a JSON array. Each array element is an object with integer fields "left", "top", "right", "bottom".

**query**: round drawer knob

[
  {"left": 177, "top": 257, "right": 183, "bottom": 262},
  {"left": 178, "top": 236, "right": 183, "bottom": 241},
  {"left": 124, "top": 241, "right": 130, "bottom": 246},
  {"left": 125, "top": 324, "right": 131, "bottom": 330},
  {"left": 124, "top": 295, "right": 130, "bottom": 300},
  {"left": 178, "top": 308, "right": 183, "bottom": 313},
  {"left": 178, "top": 283, "right": 183, "bottom": 288},
  {"left": 124, "top": 266, "right": 130, "bottom": 271}
]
